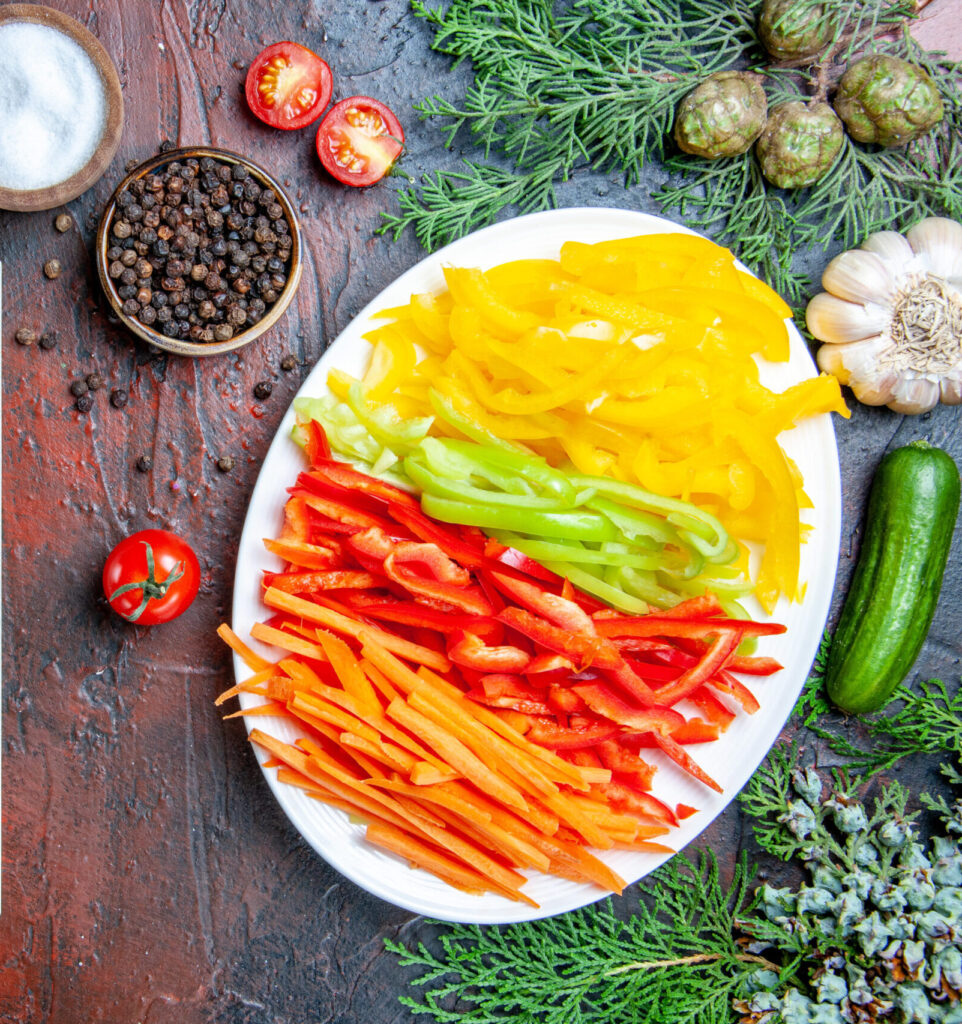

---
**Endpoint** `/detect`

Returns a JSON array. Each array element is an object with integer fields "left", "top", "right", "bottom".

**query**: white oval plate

[{"left": 230, "top": 207, "right": 841, "bottom": 924}]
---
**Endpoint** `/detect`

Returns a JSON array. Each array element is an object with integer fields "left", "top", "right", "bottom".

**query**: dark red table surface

[{"left": 2, "top": 3, "right": 961, "bottom": 1022}]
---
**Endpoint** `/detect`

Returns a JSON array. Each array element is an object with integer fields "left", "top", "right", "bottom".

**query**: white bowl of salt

[{"left": 0, "top": 4, "right": 123, "bottom": 212}]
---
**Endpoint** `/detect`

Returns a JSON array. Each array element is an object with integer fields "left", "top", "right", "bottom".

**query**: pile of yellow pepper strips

[{"left": 325, "top": 232, "right": 849, "bottom": 613}]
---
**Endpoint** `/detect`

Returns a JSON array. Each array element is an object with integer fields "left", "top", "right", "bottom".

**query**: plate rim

[{"left": 229, "top": 206, "right": 841, "bottom": 924}]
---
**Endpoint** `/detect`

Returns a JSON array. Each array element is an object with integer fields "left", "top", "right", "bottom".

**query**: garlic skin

[{"left": 806, "top": 217, "right": 962, "bottom": 414}]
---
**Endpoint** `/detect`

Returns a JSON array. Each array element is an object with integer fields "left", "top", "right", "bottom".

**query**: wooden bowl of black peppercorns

[{"left": 96, "top": 145, "right": 302, "bottom": 357}]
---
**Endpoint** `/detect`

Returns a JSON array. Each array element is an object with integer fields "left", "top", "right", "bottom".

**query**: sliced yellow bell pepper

[
  {"left": 443, "top": 267, "right": 540, "bottom": 338},
  {"left": 325, "top": 233, "right": 848, "bottom": 608}
]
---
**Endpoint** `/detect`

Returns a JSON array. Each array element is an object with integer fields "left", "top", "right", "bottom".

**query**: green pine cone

[
  {"left": 755, "top": 101, "right": 844, "bottom": 188},
  {"left": 834, "top": 54, "right": 944, "bottom": 147},
  {"left": 758, "top": 0, "right": 832, "bottom": 60},
  {"left": 673, "top": 71, "right": 768, "bottom": 159}
]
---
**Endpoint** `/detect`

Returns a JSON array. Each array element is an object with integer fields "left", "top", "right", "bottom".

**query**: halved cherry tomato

[
  {"left": 103, "top": 530, "right": 200, "bottom": 625},
  {"left": 245, "top": 42, "right": 332, "bottom": 130},
  {"left": 315, "top": 96, "right": 404, "bottom": 186}
]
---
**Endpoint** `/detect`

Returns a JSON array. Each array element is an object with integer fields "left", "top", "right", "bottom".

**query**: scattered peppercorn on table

[{"left": 1, "top": 1, "right": 961, "bottom": 1022}]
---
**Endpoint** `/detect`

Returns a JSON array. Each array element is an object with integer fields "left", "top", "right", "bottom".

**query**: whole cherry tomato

[
  {"left": 103, "top": 530, "right": 200, "bottom": 625},
  {"left": 315, "top": 96, "right": 404, "bottom": 186},
  {"left": 245, "top": 42, "right": 332, "bottom": 130}
]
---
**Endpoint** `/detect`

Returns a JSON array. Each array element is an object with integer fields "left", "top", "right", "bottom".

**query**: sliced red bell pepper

[
  {"left": 297, "top": 471, "right": 401, "bottom": 519},
  {"left": 573, "top": 681, "right": 685, "bottom": 735},
  {"left": 599, "top": 658, "right": 660, "bottom": 707},
  {"left": 263, "top": 538, "right": 339, "bottom": 571},
  {"left": 467, "top": 689, "right": 553, "bottom": 715},
  {"left": 609, "top": 636, "right": 682, "bottom": 657},
  {"left": 292, "top": 491, "right": 401, "bottom": 534},
  {"left": 525, "top": 717, "right": 621, "bottom": 750},
  {"left": 280, "top": 496, "right": 313, "bottom": 542},
  {"left": 264, "top": 570, "right": 382, "bottom": 594},
  {"left": 711, "top": 670, "right": 761, "bottom": 714},
  {"left": 487, "top": 572, "right": 597, "bottom": 636},
  {"left": 676, "top": 803, "right": 698, "bottom": 820},
  {"left": 339, "top": 595, "right": 505, "bottom": 644},
  {"left": 547, "top": 684, "right": 589, "bottom": 715},
  {"left": 670, "top": 719, "right": 721, "bottom": 744},
  {"left": 565, "top": 748, "right": 604, "bottom": 770},
  {"left": 302, "top": 459, "right": 421, "bottom": 510},
  {"left": 459, "top": 525, "right": 491, "bottom": 550},
  {"left": 479, "top": 674, "right": 546, "bottom": 700},
  {"left": 448, "top": 631, "right": 531, "bottom": 673},
  {"left": 660, "top": 594, "right": 726, "bottom": 619},
  {"left": 389, "top": 502, "right": 535, "bottom": 583},
  {"left": 652, "top": 734, "right": 721, "bottom": 793},
  {"left": 464, "top": 674, "right": 553, "bottom": 715},
  {"left": 600, "top": 781, "right": 678, "bottom": 826},
  {"left": 688, "top": 687, "right": 737, "bottom": 731},
  {"left": 303, "top": 420, "right": 333, "bottom": 467},
  {"left": 391, "top": 540, "right": 471, "bottom": 585},
  {"left": 346, "top": 528, "right": 396, "bottom": 572},
  {"left": 622, "top": 659, "right": 684, "bottom": 684},
  {"left": 384, "top": 554, "right": 493, "bottom": 616},
  {"left": 595, "top": 740, "right": 657, "bottom": 790},
  {"left": 559, "top": 577, "right": 607, "bottom": 613},
  {"left": 647, "top": 630, "right": 742, "bottom": 706},
  {"left": 595, "top": 616, "right": 787, "bottom": 640},
  {"left": 726, "top": 654, "right": 783, "bottom": 676},
  {"left": 497, "top": 606, "right": 618, "bottom": 670},
  {"left": 486, "top": 540, "right": 563, "bottom": 586},
  {"left": 525, "top": 652, "right": 576, "bottom": 685}
]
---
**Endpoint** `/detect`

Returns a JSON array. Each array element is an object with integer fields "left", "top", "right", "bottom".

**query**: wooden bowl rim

[
  {"left": 95, "top": 146, "right": 303, "bottom": 358},
  {"left": 0, "top": 4, "right": 124, "bottom": 212}
]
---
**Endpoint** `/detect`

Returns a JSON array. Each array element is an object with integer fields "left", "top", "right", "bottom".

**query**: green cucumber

[{"left": 826, "top": 440, "right": 960, "bottom": 715}]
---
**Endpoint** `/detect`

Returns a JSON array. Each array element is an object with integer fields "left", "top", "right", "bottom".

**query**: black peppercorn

[
  {"left": 39, "top": 332, "right": 57, "bottom": 350},
  {"left": 70, "top": 379, "right": 88, "bottom": 397},
  {"left": 76, "top": 393, "right": 93, "bottom": 413},
  {"left": 110, "top": 388, "right": 129, "bottom": 409},
  {"left": 253, "top": 380, "right": 273, "bottom": 400},
  {"left": 280, "top": 354, "right": 298, "bottom": 371},
  {"left": 136, "top": 454, "right": 153, "bottom": 472},
  {"left": 86, "top": 373, "right": 104, "bottom": 391},
  {"left": 106, "top": 155, "right": 293, "bottom": 344},
  {"left": 216, "top": 455, "right": 235, "bottom": 473}
]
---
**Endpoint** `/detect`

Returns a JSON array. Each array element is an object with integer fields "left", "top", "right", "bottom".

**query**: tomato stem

[{"left": 108, "top": 541, "right": 186, "bottom": 623}]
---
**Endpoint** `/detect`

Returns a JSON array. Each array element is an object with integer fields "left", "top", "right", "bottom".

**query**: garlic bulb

[{"left": 806, "top": 217, "right": 962, "bottom": 414}]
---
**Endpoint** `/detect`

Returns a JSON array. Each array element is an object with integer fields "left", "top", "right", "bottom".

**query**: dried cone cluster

[
  {"left": 672, "top": 1, "right": 945, "bottom": 190},
  {"left": 807, "top": 218, "right": 962, "bottom": 414}
]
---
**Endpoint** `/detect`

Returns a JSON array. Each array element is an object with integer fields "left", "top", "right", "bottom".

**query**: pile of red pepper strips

[{"left": 220, "top": 421, "right": 786, "bottom": 900}]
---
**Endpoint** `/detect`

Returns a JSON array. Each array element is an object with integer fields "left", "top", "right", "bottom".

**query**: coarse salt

[{"left": 0, "top": 21, "right": 107, "bottom": 191}]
